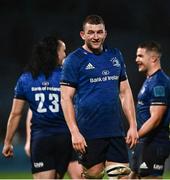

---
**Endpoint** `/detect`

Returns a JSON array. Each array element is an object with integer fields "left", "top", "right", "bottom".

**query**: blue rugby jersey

[
  {"left": 137, "top": 70, "right": 170, "bottom": 143},
  {"left": 14, "top": 66, "right": 69, "bottom": 140},
  {"left": 61, "top": 47, "right": 128, "bottom": 139}
]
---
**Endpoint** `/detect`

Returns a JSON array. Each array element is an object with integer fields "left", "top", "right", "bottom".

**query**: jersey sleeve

[
  {"left": 116, "top": 49, "right": 127, "bottom": 82},
  {"left": 150, "top": 84, "right": 168, "bottom": 106},
  {"left": 60, "top": 54, "right": 79, "bottom": 88},
  {"left": 14, "top": 75, "right": 26, "bottom": 100}
]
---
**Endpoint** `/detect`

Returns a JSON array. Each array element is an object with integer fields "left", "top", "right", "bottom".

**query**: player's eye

[{"left": 87, "top": 31, "right": 94, "bottom": 35}]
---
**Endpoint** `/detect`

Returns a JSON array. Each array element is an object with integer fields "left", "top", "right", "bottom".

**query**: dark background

[{"left": 1, "top": 0, "right": 170, "bottom": 140}]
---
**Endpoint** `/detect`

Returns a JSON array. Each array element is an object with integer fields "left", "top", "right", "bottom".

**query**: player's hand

[
  {"left": 2, "top": 144, "right": 14, "bottom": 158},
  {"left": 126, "top": 126, "right": 138, "bottom": 149},
  {"left": 71, "top": 131, "right": 87, "bottom": 154}
]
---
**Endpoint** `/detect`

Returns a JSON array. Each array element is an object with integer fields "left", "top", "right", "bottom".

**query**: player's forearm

[
  {"left": 4, "top": 113, "right": 21, "bottom": 145},
  {"left": 120, "top": 90, "right": 137, "bottom": 128},
  {"left": 61, "top": 98, "right": 80, "bottom": 135},
  {"left": 25, "top": 110, "right": 32, "bottom": 143},
  {"left": 25, "top": 126, "right": 31, "bottom": 144},
  {"left": 124, "top": 104, "right": 137, "bottom": 128},
  {"left": 138, "top": 117, "right": 161, "bottom": 138},
  {"left": 120, "top": 80, "right": 137, "bottom": 127}
]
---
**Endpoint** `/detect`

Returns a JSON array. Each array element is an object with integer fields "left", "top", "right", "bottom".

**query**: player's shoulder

[
  {"left": 105, "top": 46, "right": 123, "bottom": 59},
  {"left": 51, "top": 67, "right": 62, "bottom": 81},
  {"left": 154, "top": 70, "right": 169, "bottom": 82},
  {"left": 159, "top": 70, "right": 170, "bottom": 80},
  {"left": 18, "top": 72, "right": 32, "bottom": 82},
  {"left": 104, "top": 45, "right": 120, "bottom": 52},
  {"left": 68, "top": 47, "right": 87, "bottom": 59},
  {"left": 15, "top": 72, "right": 33, "bottom": 90},
  {"left": 150, "top": 70, "right": 170, "bottom": 88},
  {"left": 53, "top": 66, "right": 62, "bottom": 73},
  {"left": 64, "top": 48, "right": 87, "bottom": 66},
  {"left": 105, "top": 46, "right": 120, "bottom": 53}
]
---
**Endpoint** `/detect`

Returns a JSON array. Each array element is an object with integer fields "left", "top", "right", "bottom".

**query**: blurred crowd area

[{"left": 0, "top": 0, "right": 170, "bottom": 141}]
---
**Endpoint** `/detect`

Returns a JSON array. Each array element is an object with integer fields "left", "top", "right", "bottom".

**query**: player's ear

[
  {"left": 80, "top": 31, "right": 85, "bottom": 40},
  {"left": 151, "top": 52, "right": 159, "bottom": 63}
]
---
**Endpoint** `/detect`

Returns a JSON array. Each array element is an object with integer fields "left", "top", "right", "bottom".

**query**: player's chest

[
  {"left": 79, "top": 55, "right": 122, "bottom": 78},
  {"left": 138, "top": 81, "right": 151, "bottom": 103}
]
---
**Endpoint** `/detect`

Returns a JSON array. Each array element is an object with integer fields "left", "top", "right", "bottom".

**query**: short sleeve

[
  {"left": 116, "top": 49, "right": 127, "bottom": 81},
  {"left": 14, "top": 75, "right": 26, "bottom": 100},
  {"left": 60, "top": 54, "right": 79, "bottom": 88},
  {"left": 150, "top": 85, "right": 168, "bottom": 105}
]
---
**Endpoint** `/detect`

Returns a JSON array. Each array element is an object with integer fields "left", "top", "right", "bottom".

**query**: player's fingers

[
  {"left": 80, "top": 142, "right": 87, "bottom": 154},
  {"left": 3, "top": 150, "right": 13, "bottom": 157},
  {"left": 129, "top": 137, "right": 138, "bottom": 149},
  {"left": 2, "top": 147, "right": 8, "bottom": 156},
  {"left": 72, "top": 143, "right": 78, "bottom": 151},
  {"left": 72, "top": 142, "right": 83, "bottom": 154},
  {"left": 75, "top": 143, "right": 84, "bottom": 154},
  {"left": 125, "top": 135, "right": 133, "bottom": 148},
  {"left": 82, "top": 144, "right": 87, "bottom": 154},
  {"left": 135, "top": 137, "right": 138, "bottom": 144},
  {"left": 125, "top": 136, "right": 131, "bottom": 144},
  {"left": 84, "top": 138, "right": 87, "bottom": 147},
  {"left": 3, "top": 152, "right": 9, "bottom": 157}
]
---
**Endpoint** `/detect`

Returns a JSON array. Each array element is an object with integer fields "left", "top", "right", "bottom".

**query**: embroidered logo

[{"left": 110, "top": 57, "right": 120, "bottom": 67}]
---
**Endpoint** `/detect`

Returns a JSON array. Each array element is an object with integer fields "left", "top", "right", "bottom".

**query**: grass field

[{"left": 0, "top": 171, "right": 170, "bottom": 179}]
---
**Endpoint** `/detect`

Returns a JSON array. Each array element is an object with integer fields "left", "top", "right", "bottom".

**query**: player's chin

[{"left": 138, "top": 66, "right": 143, "bottom": 72}]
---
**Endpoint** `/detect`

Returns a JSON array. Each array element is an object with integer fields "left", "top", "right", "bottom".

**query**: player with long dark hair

[{"left": 2, "top": 35, "right": 73, "bottom": 179}]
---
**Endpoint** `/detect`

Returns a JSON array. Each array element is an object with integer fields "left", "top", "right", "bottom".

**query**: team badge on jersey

[
  {"left": 153, "top": 86, "right": 165, "bottom": 97},
  {"left": 110, "top": 57, "right": 120, "bottom": 67}
]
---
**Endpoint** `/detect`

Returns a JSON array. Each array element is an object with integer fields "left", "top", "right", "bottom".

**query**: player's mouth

[
  {"left": 92, "top": 41, "right": 100, "bottom": 44},
  {"left": 136, "top": 62, "right": 143, "bottom": 70},
  {"left": 91, "top": 41, "right": 101, "bottom": 46}
]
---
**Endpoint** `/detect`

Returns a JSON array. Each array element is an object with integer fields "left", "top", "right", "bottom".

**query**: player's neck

[
  {"left": 82, "top": 45, "right": 103, "bottom": 54},
  {"left": 146, "top": 66, "right": 161, "bottom": 77}
]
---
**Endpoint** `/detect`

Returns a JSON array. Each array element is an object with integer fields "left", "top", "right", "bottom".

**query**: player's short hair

[
  {"left": 138, "top": 41, "right": 162, "bottom": 58},
  {"left": 82, "top": 14, "right": 105, "bottom": 30}
]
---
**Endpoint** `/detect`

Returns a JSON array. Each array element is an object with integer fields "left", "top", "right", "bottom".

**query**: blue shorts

[
  {"left": 78, "top": 137, "right": 129, "bottom": 169},
  {"left": 130, "top": 141, "right": 170, "bottom": 177},
  {"left": 31, "top": 133, "right": 72, "bottom": 177}
]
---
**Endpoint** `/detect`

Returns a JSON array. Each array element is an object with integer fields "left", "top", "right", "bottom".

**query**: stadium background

[{"left": 0, "top": 0, "right": 170, "bottom": 178}]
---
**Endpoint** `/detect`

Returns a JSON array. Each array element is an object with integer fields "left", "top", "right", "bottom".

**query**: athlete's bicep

[
  {"left": 119, "top": 79, "right": 132, "bottom": 98},
  {"left": 61, "top": 85, "right": 76, "bottom": 101},
  {"left": 60, "top": 85, "right": 77, "bottom": 130},
  {"left": 7, "top": 99, "right": 26, "bottom": 130}
]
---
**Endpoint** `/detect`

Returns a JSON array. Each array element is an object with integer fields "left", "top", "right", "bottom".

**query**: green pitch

[{"left": 0, "top": 171, "right": 170, "bottom": 179}]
